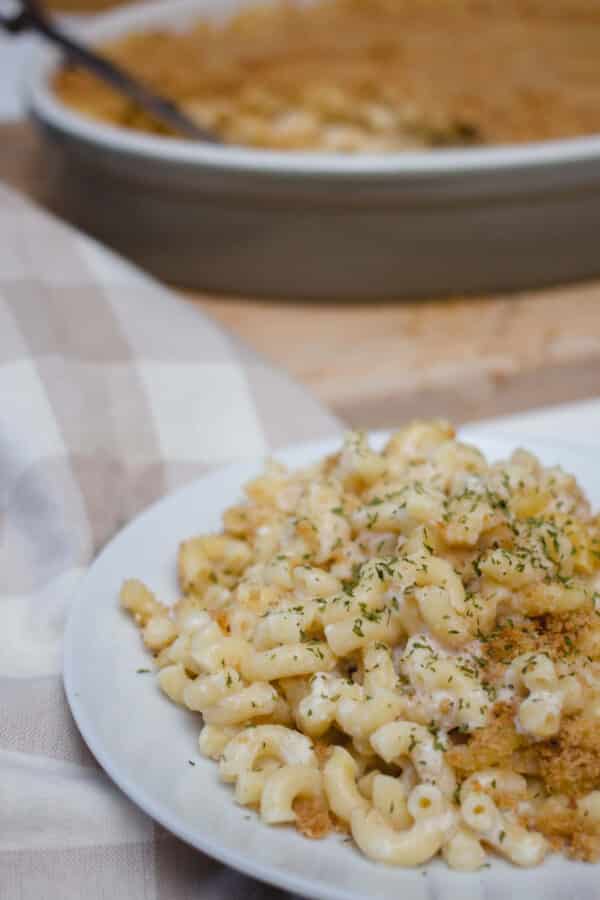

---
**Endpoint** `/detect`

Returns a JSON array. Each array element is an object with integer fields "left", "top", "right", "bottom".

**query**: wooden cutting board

[{"left": 3, "top": 121, "right": 599, "bottom": 428}]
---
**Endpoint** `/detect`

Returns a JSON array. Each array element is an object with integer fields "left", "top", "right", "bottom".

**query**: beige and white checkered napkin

[{"left": 0, "top": 182, "right": 341, "bottom": 900}]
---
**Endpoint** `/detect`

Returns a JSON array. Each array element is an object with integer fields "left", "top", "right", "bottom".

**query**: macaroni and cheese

[
  {"left": 56, "top": 0, "right": 600, "bottom": 152},
  {"left": 121, "top": 422, "right": 600, "bottom": 869}
]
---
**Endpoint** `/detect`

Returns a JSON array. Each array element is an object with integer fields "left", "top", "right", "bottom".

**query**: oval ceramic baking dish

[{"left": 25, "top": 0, "right": 600, "bottom": 299}]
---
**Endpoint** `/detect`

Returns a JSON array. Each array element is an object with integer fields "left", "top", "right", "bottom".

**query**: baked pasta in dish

[
  {"left": 56, "top": 0, "right": 600, "bottom": 152},
  {"left": 121, "top": 422, "right": 600, "bottom": 869}
]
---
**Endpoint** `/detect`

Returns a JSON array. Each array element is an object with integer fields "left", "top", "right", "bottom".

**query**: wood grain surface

[{"left": 3, "top": 121, "right": 600, "bottom": 428}]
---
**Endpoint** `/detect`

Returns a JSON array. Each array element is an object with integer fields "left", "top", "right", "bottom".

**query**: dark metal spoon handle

[{"left": 0, "top": 0, "right": 219, "bottom": 142}]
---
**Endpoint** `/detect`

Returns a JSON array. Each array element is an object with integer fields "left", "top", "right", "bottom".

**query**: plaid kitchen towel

[{"left": 0, "top": 182, "right": 340, "bottom": 900}]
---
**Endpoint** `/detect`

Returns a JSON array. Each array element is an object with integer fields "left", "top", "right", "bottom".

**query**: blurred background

[
  {"left": 45, "top": 0, "right": 126, "bottom": 8},
  {"left": 2, "top": 0, "right": 600, "bottom": 431}
]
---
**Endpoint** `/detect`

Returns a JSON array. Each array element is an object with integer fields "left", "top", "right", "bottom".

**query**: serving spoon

[{"left": 0, "top": 0, "right": 219, "bottom": 141}]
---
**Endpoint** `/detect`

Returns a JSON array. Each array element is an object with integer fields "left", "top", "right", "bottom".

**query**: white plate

[{"left": 64, "top": 429, "right": 600, "bottom": 900}]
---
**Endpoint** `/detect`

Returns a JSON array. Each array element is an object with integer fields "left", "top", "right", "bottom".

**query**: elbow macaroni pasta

[{"left": 121, "top": 422, "right": 600, "bottom": 870}]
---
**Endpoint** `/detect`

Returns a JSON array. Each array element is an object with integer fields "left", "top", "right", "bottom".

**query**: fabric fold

[{"left": 0, "top": 182, "right": 339, "bottom": 900}]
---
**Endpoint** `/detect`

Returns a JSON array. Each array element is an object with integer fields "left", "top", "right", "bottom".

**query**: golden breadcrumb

[
  {"left": 530, "top": 797, "right": 600, "bottom": 862},
  {"left": 483, "top": 610, "right": 598, "bottom": 667},
  {"left": 447, "top": 703, "right": 522, "bottom": 773},
  {"left": 571, "top": 831, "right": 600, "bottom": 863},
  {"left": 293, "top": 795, "right": 333, "bottom": 839},
  {"left": 537, "top": 716, "right": 600, "bottom": 797},
  {"left": 482, "top": 620, "right": 540, "bottom": 666}
]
